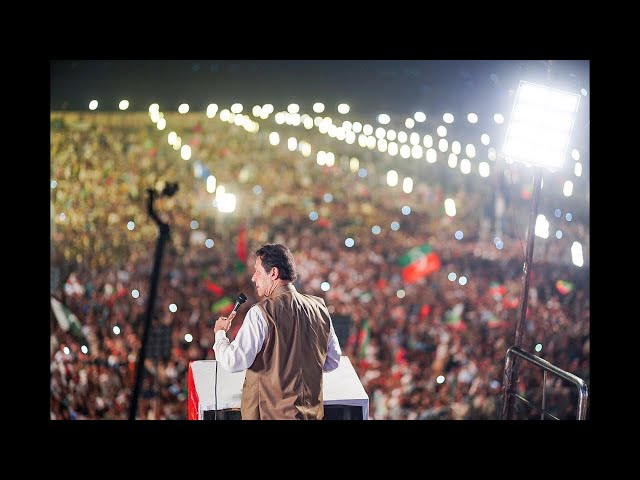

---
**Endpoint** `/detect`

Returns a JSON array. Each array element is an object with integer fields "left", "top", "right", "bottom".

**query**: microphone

[{"left": 231, "top": 293, "right": 248, "bottom": 314}]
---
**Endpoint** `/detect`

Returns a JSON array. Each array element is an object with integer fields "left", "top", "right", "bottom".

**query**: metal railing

[{"left": 501, "top": 346, "right": 588, "bottom": 420}]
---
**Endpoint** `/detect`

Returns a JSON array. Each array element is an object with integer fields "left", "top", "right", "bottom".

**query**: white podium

[{"left": 188, "top": 355, "right": 369, "bottom": 420}]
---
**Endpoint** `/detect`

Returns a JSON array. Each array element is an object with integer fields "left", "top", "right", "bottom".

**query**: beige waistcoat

[{"left": 241, "top": 284, "right": 331, "bottom": 420}]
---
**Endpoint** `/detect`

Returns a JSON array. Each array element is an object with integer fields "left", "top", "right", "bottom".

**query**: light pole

[
  {"left": 499, "top": 80, "right": 581, "bottom": 420},
  {"left": 129, "top": 182, "right": 178, "bottom": 420}
]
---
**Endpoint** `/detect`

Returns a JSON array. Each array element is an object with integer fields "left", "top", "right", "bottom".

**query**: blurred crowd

[{"left": 50, "top": 109, "right": 589, "bottom": 420}]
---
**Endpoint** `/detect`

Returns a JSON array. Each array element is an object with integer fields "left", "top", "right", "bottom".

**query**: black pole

[
  {"left": 128, "top": 187, "right": 173, "bottom": 420},
  {"left": 501, "top": 167, "right": 543, "bottom": 420}
]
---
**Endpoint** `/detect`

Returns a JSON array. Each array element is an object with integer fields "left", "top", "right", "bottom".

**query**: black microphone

[{"left": 231, "top": 293, "right": 248, "bottom": 314}]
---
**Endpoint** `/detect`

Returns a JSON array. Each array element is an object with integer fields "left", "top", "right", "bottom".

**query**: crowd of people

[{"left": 50, "top": 108, "right": 590, "bottom": 420}]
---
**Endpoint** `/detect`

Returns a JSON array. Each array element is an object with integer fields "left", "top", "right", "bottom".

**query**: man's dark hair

[{"left": 255, "top": 243, "right": 298, "bottom": 282}]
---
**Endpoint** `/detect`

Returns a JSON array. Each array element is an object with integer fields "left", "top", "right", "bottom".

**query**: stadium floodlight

[
  {"left": 500, "top": 80, "right": 582, "bottom": 420},
  {"left": 502, "top": 81, "right": 580, "bottom": 172}
]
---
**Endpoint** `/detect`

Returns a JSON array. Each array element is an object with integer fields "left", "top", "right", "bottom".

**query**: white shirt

[{"left": 213, "top": 304, "right": 342, "bottom": 373}]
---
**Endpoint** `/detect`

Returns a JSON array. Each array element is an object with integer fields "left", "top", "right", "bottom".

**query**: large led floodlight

[{"left": 502, "top": 81, "right": 581, "bottom": 172}]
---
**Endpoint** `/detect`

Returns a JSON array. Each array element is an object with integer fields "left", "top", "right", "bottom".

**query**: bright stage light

[{"left": 502, "top": 81, "right": 580, "bottom": 171}]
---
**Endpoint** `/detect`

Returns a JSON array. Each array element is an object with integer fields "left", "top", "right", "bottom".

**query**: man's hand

[{"left": 214, "top": 311, "right": 237, "bottom": 334}]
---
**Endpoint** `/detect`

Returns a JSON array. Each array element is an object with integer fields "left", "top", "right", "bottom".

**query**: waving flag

[
  {"left": 556, "top": 280, "right": 574, "bottom": 295},
  {"left": 51, "top": 296, "right": 86, "bottom": 342},
  {"left": 445, "top": 303, "right": 466, "bottom": 331},
  {"left": 488, "top": 282, "right": 506, "bottom": 299},
  {"left": 397, "top": 243, "right": 441, "bottom": 283},
  {"left": 358, "top": 319, "right": 371, "bottom": 360},
  {"left": 235, "top": 225, "right": 247, "bottom": 274},
  {"left": 237, "top": 225, "right": 247, "bottom": 262},
  {"left": 211, "top": 297, "right": 234, "bottom": 314},
  {"left": 204, "top": 279, "right": 223, "bottom": 296}
]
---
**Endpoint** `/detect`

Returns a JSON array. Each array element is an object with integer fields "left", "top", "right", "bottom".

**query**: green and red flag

[
  {"left": 201, "top": 270, "right": 224, "bottom": 296},
  {"left": 445, "top": 303, "right": 465, "bottom": 330},
  {"left": 488, "top": 282, "right": 506, "bottom": 299},
  {"left": 235, "top": 225, "right": 247, "bottom": 274},
  {"left": 237, "top": 225, "right": 247, "bottom": 262},
  {"left": 556, "top": 280, "right": 574, "bottom": 295},
  {"left": 211, "top": 296, "right": 234, "bottom": 314},
  {"left": 486, "top": 313, "right": 509, "bottom": 329},
  {"left": 397, "top": 243, "right": 441, "bottom": 284},
  {"left": 503, "top": 297, "right": 520, "bottom": 309},
  {"left": 488, "top": 319, "right": 509, "bottom": 329},
  {"left": 204, "top": 279, "right": 223, "bottom": 296},
  {"left": 358, "top": 319, "right": 371, "bottom": 359},
  {"left": 51, "top": 296, "right": 86, "bottom": 342}
]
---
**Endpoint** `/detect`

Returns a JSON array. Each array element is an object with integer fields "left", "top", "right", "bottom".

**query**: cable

[{"left": 214, "top": 360, "right": 217, "bottom": 420}]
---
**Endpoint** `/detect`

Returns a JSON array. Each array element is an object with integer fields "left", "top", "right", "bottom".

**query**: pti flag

[
  {"left": 488, "top": 282, "right": 506, "bottom": 299},
  {"left": 204, "top": 279, "right": 223, "bottom": 296},
  {"left": 201, "top": 269, "right": 224, "bottom": 296},
  {"left": 358, "top": 319, "right": 371, "bottom": 360},
  {"left": 235, "top": 225, "right": 247, "bottom": 274},
  {"left": 397, "top": 244, "right": 441, "bottom": 283},
  {"left": 445, "top": 303, "right": 466, "bottom": 331},
  {"left": 211, "top": 296, "right": 234, "bottom": 314},
  {"left": 556, "top": 280, "right": 574, "bottom": 295},
  {"left": 51, "top": 296, "right": 86, "bottom": 341}
]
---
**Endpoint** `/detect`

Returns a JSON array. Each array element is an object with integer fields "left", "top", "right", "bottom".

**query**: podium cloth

[{"left": 188, "top": 355, "right": 369, "bottom": 420}]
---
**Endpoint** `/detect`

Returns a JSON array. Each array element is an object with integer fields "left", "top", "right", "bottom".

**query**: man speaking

[{"left": 213, "top": 243, "right": 342, "bottom": 419}]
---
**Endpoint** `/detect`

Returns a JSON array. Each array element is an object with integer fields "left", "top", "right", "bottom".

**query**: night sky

[{"left": 50, "top": 59, "right": 589, "bottom": 122}]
